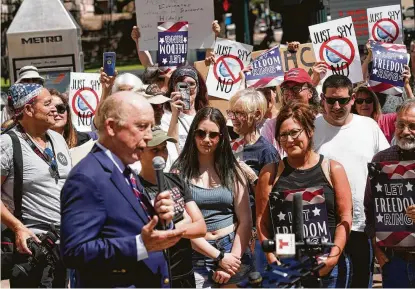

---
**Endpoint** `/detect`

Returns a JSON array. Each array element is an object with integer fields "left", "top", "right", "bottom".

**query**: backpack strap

[
  {"left": 4, "top": 131, "right": 23, "bottom": 221},
  {"left": 321, "top": 156, "right": 333, "bottom": 188}
]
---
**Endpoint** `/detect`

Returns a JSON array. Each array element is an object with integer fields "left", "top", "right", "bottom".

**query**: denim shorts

[{"left": 192, "top": 231, "right": 253, "bottom": 288}]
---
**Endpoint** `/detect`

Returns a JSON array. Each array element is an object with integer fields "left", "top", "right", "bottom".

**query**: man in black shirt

[{"left": 138, "top": 126, "right": 206, "bottom": 288}]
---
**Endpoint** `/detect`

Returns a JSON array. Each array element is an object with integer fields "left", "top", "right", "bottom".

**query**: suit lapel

[
  {"left": 110, "top": 169, "right": 150, "bottom": 225},
  {"left": 92, "top": 144, "right": 150, "bottom": 224}
]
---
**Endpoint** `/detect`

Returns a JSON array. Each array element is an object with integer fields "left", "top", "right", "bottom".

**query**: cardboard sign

[
  {"left": 279, "top": 43, "right": 316, "bottom": 74},
  {"left": 368, "top": 161, "right": 415, "bottom": 247},
  {"left": 135, "top": 0, "right": 215, "bottom": 51},
  {"left": 69, "top": 73, "right": 102, "bottom": 132},
  {"left": 157, "top": 21, "right": 188, "bottom": 74},
  {"left": 367, "top": 5, "right": 403, "bottom": 44},
  {"left": 245, "top": 46, "right": 284, "bottom": 88},
  {"left": 269, "top": 187, "right": 332, "bottom": 243},
  {"left": 309, "top": 17, "right": 363, "bottom": 84},
  {"left": 206, "top": 38, "right": 253, "bottom": 100},
  {"left": 369, "top": 41, "right": 409, "bottom": 94}
]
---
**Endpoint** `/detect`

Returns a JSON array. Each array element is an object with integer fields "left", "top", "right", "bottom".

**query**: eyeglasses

[
  {"left": 278, "top": 129, "right": 304, "bottom": 142},
  {"left": 396, "top": 121, "right": 415, "bottom": 131},
  {"left": 55, "top": 104, "right": 68, "bottom": 114},
  {"left": 355, "top": 98, "right": 374, "bottom": 105},
  {"left": 323, "top": 96, "right": 352, "bottom": 105},
  {"left": 226, "top": 110, "right": 248, "bottom": 120},
  {"left": 194, "top": 129, "right": 221, "bottom": 140},
  {"left": 44, "top": 148, "right": 59, "bottom": 178},
  {"left": 281, "top": 85, "right": 308, "bottom": 95}
]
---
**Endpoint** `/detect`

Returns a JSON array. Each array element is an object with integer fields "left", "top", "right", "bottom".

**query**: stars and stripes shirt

[{"left": 364, "top": 145, "right": 415, "bottom": 248}]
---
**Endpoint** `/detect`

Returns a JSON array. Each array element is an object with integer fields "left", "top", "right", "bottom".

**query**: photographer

[{"left": 1, "top": 83, "right": 71, "bottom": 287}]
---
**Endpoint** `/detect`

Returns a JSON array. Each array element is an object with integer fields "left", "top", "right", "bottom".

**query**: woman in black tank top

[{"left": 255, "top": 102, "right": 353, "bottom": 288}]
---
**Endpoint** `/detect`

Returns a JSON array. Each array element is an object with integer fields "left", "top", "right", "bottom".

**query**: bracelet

[{"left": 214, "top": 248, "right": 225, "bottom": 263}]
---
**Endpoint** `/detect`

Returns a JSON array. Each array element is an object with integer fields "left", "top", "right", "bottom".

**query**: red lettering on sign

[{"left": 279, "top": 239, "right": 289, "bottom": 249}]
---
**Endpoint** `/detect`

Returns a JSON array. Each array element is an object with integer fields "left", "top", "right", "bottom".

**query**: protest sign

[
  {"left": 69, "top": 73, "right": 102, "bottom": 132},
  {"left": 367, "top": 5, "right": 403, "bottom": 44},
  {"left": 329, "top": 0, "right": 401, "bottom": 45},
  {"left": 245, "top": 46, "right": 284, "bottom": 88},
  {"left": 369, "top": 41, "right": 408, "bottom": 95},
  {"left": 309, "top": 17, "right": 363, "bottom": 84},
  {"left": 368, "top": 161, "right": 415, "bottom": 247},
  {"left": 269, "top": 187, "right": 331, "bottom": 243},
  {"left": 157, "top": 21, "right": 188, "bottom": 75},
  {"left": 206, "top": 38, "right": 253, "bottom": 100},
  {"left": 279, "top": 43, "right": 316, "bottom": 74},
  {"left": 135, "top": 0, "right": 214, "bottom": 51}
]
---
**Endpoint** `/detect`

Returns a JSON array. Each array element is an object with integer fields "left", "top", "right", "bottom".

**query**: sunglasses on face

[
  {"left": 278, "top": 129, "right": 303, "bottom": 142},
  {"left": 194, "top": 129, "right": 221, "bottom": 140},
  {"left": 55, "top": 104, "right": 68, "bottom": 114},
  {"left": 323, "top": 96, "right": 352, "bottom": 105},
  {"left": 396, "top": 121, "right": 415, "bottom": 131},
  {"left": 281, "top": 84, "right": 308, "bottom": 95},
  {"left": 355, "top": 98, "right": 374, "bottom": 105}
]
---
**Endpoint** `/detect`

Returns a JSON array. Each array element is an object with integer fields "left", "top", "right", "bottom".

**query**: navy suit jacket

[{"left": 60, "top": 145, "right": 170, "bottom": 288}]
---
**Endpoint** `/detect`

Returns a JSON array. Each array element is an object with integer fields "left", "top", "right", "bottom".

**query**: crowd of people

[{"left": 0, "top": 22, "right": 415, "bottom": 289}]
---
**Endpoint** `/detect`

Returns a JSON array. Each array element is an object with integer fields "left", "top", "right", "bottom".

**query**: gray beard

[{"left": 396, "top": 137, "right": 415, "bottom": 150}]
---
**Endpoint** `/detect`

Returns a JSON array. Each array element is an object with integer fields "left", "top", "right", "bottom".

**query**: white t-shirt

[
  {"left": 313, "top": 114, "right": 390, "bottom": 232},
  {"left": 160, "top": 110, "right": 194, "bottom": 153}
]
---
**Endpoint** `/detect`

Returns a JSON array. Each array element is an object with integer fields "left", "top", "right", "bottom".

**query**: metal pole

[
  {"left": 243, "top": 0, "right": 251, "bottom": 44},
  {"left": 265, "top": 0, "right": 270, "bottom": 27}
]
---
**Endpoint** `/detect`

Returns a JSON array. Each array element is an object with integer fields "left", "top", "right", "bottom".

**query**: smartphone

[
  {"left": 176, "top": 82, "right": 190, "bottom": 110},
  {"left": 103, "top": 52, "right": 116, "bottom": 76}
]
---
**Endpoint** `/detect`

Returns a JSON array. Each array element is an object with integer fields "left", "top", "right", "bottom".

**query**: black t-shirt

[
  {"left": 75, "top": 131, "right": 91, "bottom": 147},
  {"left": 138, "top": 173, "right": 195, "bottom": 279}
]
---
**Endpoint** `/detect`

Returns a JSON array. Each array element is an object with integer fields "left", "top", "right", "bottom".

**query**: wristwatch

[{"left": 214, "top": 248, "right": 226, "bottom": 263}]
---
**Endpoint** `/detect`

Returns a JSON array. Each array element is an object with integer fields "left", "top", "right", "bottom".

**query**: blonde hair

[
  {"left": 112, "top": 73, "right": 144, "bottom": 94},
  {"left": 229, "top": 88, "right": 267, "bottom": 122}
]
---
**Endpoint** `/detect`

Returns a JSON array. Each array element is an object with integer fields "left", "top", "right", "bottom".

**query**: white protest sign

[
  {"left": 69, "top": 73, "right": 102, "bottom": 132},
  {"left": 367, "top": 5, "right": 403, "bottom": 44},
  {"left": 135, "top": 0, "right": 215, "bottom": 51},
  {"left": 206, "top": 38, "right": 253, "bottom": 100},
  {"left": 309, "top": 17, "right": 363, "bottom": 84}
]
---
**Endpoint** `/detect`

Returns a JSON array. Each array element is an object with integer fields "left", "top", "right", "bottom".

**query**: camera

[{"left": 13, "top": 228, "right": 60, "bottom": 278}]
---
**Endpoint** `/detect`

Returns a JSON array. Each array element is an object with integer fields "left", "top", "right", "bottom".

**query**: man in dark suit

[{"left": 60, "top": 91, "right": 186, "bottom": 288}]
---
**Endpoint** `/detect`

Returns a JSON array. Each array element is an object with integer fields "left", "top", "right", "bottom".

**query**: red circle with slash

[
  {"left": 71, "top": 87, "right": 99, "bottom": 118},
  {"left": 319, "top": 36, "right": 355, "bottom": 71},
  {"left": 372, "top": 18, "right": 399, "bottom": 43},
  {"left": 213, "top": 55, "right": 244, "bottom": 84}
]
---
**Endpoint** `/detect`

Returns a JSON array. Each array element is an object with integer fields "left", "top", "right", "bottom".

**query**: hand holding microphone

[{"left": 152, "top": 156, "right": 175, "bottom": 228}]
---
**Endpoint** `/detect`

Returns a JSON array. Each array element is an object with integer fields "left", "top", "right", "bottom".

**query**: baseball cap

[
  {"left": 16, "top": 66, "right": 44, "bottom": 84},
  {"left": 281, "top": 68, "right": 312, "bottom": 87},
  {"left": 142, "top": 84, "right": 170, "bottom": 105},
  {"left": 147, "top": 126, "right": 177, "bottom": 147}
]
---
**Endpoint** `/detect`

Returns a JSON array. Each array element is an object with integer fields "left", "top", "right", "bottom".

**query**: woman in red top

[{"left": 352, "top": 86, "right": 396, "bottom": 143}]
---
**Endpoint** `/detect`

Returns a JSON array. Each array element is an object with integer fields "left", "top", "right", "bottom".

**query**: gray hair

[
  {"left": 397, "top": 98, "right": 415, "bottom": 115},
  {"left": 229, "top": 88, "right": 268, "bottom": 121},
  {"left": 95, "top": 95, "right": 128, "bottom": 132},
  {"left": 112, "top": 73, "right": 144, "bottom": 94}
]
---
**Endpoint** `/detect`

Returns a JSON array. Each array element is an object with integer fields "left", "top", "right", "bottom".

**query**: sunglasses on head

[
  {"left": 323, "top": 96, "right": 352, "bottom": 105},
  {"left": 194, "top": 129, "right": 221, "bottom": 140},
  {"left": 55, "top": 104, "right": 68, "bottom": 114},
  {"left": 355, "top": 98, "right": 374, "bottom": 105}
]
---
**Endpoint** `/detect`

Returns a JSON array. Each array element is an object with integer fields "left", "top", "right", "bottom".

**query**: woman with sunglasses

[
  {"left": 172, "top": 107, "right": 253, "bottom": 288},
  {"left": 161, "top": 66, "right": 209, "bottom": 152},
  {"left": 256, "top": 101, "right": 353, "bottom": 288},
  {"left": 352, "top": 86, "right": 398, "bottom": 143},
  {"left": 49, "top": 89, "right": 91, "bottom": 148}
]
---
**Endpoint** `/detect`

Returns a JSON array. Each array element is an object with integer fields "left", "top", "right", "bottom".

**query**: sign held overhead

[{"left": 367, "top": 5, "right": 403, "bottom": 44}]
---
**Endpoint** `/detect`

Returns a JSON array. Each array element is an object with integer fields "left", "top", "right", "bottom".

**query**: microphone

[
  {"left": 152, "top": 156, "right": 166, "bottom": 230},
  {"left": 152, "top": 156, "right": 166, "bottom": 195},
  {"left": 292, "top": 192, "right": 304, "bottom": 260}
]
